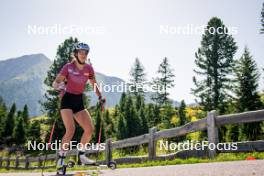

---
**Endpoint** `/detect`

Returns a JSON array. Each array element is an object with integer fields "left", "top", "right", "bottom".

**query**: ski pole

[
  {"left": 41, "top": 119, "right": 56, "bottom": 176},
  {"left": 95, "top": 99, "right": 105, "bottom": 163}
]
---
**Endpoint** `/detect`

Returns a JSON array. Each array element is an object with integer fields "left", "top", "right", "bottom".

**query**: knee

[
  {"left": 84, "top": 125, "right": 94, "bottom": 136},
  {"left": 65, "top": 125, "right": 76, "bottom": 139}
]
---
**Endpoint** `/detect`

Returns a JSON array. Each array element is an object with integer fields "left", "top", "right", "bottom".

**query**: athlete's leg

[
  {"left": 57, "top": 109, "right": 75, "bottom": 173},
  {"left": 74, "top": 109, "right": 95, "bottom": 164},
  {"left": 74, "top": 109, "right": 94, "bottom": 146},
  {"left": 60, "top": 109, "right": 76, "bottom": 150}
]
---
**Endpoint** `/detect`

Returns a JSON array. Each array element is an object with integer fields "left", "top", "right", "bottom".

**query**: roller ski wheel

[
  {"left": 56, "top": 165, "right": 67, "bottom": 176},
  {"left": 67, "top": 160, "right": 76, "bottom": 168},
  {"left": 107, "top": 161, "right": 117, "bottom": 170}
]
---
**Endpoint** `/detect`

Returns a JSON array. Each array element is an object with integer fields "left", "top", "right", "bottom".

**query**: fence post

[
  {"left": 56, "top": 149, "right": 59, "bottom": 166},
  {"left": 38, "top": 155, "right": 42, "bottom": 169},
  {"left": 6, "top": 157, "right": 10, "bottom": 169},
  {"left": 148, "top": 127, "right": 157, "bottom": 160},
  {"left": 25, "top": 155, "right": 29, "bottom": 169},
  {"left": 0, "top": 157, "right": 2, "bottom": 168},
  {"left": 207, "top": 110, "right": 219, "bottom": 159},
  {"left": 15, "top": 156, "right": 19, "bottom": 169},
  {"left": 105, "top": 138, "right": 112, "bottom": 164}
]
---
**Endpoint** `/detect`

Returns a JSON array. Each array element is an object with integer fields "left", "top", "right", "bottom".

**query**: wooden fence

[{"left": 1, "top": 109, "right": 264, "bottom": 169}]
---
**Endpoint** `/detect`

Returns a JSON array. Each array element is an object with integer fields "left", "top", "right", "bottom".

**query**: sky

[{"left": 0, "top": 0, "right": 263, "bottom": 104}]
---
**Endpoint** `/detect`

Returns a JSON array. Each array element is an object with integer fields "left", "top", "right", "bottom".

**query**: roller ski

[
  {"left": 55, "top": 151, "right": 116, "bottom": 176},
  {"left": 66, "top": 150, "right": 117, "bottom": 170},
  {"left": 56, "top": 154, "right": 67, "bottom": 176}
]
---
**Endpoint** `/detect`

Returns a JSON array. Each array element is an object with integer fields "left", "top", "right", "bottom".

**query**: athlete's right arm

[
  {"left": 54, "top": 75, "right": 66, "bottom": 83},
  {"left": 52, "top": 75, "right": 66, "bottom": 90},
  {"left": 52, "top": 63, "right": 68, "bottom": 90}
]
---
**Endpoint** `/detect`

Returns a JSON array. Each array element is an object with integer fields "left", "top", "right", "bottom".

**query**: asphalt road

[{"left": 0, "top": 160, "right": 263, "bottom": 176}]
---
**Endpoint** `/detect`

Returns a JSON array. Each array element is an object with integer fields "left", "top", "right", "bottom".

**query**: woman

[{"left": 52, "top": 42, "right": 104, "bottom": 173}]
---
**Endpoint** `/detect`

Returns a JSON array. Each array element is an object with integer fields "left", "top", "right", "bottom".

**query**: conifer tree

[
  {"left": 152, "top": 57, "right": 175, "bottom": 105},
  {"left": 234, "top": 47, "right": 263, "bottom": 140},
  {"left": 3, "top": 103, "right": 16, "bottom": 145},
  {"left": 13, "top": 116, "right": 26, "bottom": 145},
  {"left": 261, "top": 2, "right": 264, "bottom": 34},
  {"left": 129, "top": 58, "right": 147, "bottom": 97},
  {"left": 192, "top": 17, "right": 237, "bottom": 114}
]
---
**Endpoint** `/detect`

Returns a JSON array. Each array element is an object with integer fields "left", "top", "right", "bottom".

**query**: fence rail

[{"left": 1, "top": 109, "right": 264, "bottom": 169}]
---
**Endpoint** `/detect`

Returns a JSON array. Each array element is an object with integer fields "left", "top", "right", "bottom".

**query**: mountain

[
  {"left": 0, "top": 54, "right": 128, "bottom": 116},
  {"left": 0, "top": 54, "right": 51, "bottom": 116},
  {"left": 88, "top": 72, "right": 125, "bottom": 108},
  {"left": 0, "top": 54, "right": 180, "bottom": 116}
]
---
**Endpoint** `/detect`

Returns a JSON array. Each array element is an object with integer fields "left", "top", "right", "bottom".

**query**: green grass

[
  {"left": 0, "top": 152, "right": 263, "bottom": 173},
  {"left": 118, "top": 152, "right": 264, "bottom": 168},
  {"left": 117, "top": 152, "right": 264, "bottom": 168},
  {"left": 112, "top": 146, "right": 148, "bottom": 158}
]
